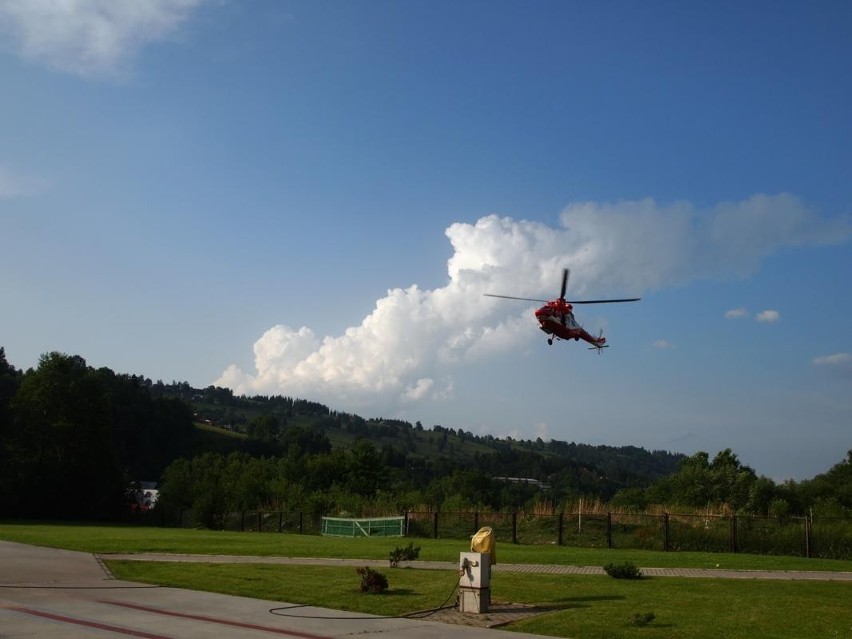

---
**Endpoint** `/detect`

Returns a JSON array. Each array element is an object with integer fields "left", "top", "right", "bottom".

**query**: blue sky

[{"left": 1, "top": 1, "right": 851, "bottom": 481}]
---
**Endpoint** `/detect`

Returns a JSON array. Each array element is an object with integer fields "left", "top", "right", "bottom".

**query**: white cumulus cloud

[
  {"left": 813, "top": 353, "right": 852, "bottom": 379},
  {"left": 215, "top": 194, "right": 849, "bottom": 414},
  {"left": 725, "top": 308, "right": 750, "bottom": 319},
  {"left": 0, "top": 0, "right": 209, "bottom": 78},
  {"left": 755, "top": 310, "right": 781, "bottom": 323}
]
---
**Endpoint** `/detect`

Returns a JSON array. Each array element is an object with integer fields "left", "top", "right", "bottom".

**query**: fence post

[
  {"left": 278, "top": 511, "right": 283, "bottom": 533},
  {"left": 433, "top": 511, "right": 439, "bottom": 539},
  {"left": 606, "top": 512, "right": 613, "bottom": 549},
  {"left": 730, "top": 515, "right": 738, "bottom": 553},
  {"left": 404, "top": 510, "right": 409, "bottom": 536},
  {"left": 557, "top": 513, "right": 564, "bottom": 546},
  {"left": 663, "top": 513, "right": 670, "bottom": 552},
  {"left": 512, "top": 511, "right": 518, "bottom": 544},
  {"left": 299, "top": 512, "right": 303, "bottom": 534},
  {"left": 805, "top": 514, "right": 813, "bottom": 558},
  {"left": 474, "top": 511, "right": 479, "bottom": 532}
]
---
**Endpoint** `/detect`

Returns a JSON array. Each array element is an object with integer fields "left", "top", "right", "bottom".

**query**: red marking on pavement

[
  {"left": 101, "top": 600, "right": 334, "bottom": 639},
  {"left": 11, "top": 606, "right": 171, "bottom": 638}
]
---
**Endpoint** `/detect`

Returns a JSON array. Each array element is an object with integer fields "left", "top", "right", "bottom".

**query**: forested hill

[
  {"left": 155, "top": 381, "right": 684, "bottom": 494},
  {"left": 3, "top": 350, "right": 848, "bottom": 522},
  {"left": 0, "top": 348, "right": 683, "bottom": 519}
]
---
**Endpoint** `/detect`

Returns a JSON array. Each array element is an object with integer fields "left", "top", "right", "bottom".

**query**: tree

[
  {"left": 0, "top": 348, "right": 23, "bottom": 514},
  {"left": 645, "top": 449, "right": 760, "bottom": 511},
  {"left": 796, "top": 450, "right": 852, "bottom": 512},
  {"left": 708, "top": 449, "right": 756, "bottom": 510},
  {"left": 280, "top": 425, "right": 331, "bottom": 457},
  {"left": 9, "top": 352, "right": 123, "bottom": 518},
  {"left": 347, "top": 439, "right": 387, "bottom": 497},
  {"left": 246, "top": 414, "right": 280, "bottom": 444},
  {"left": 94, "top": 368, "right": 195, "bottom": 481}
]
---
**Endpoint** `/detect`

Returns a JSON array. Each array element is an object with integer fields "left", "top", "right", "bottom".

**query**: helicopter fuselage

[{"left": 534, "top": 301, "right": 606, "bottom": 348}]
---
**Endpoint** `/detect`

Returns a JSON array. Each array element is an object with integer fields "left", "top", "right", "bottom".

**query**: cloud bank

[
  {"left": 0, "top": 0, "right": 208, "bottom": 78},
  {"left": 216, "top": 194, "right": 849, "bottom": 412}
]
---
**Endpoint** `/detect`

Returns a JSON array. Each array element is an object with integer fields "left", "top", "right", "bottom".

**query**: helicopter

[{"left": 484, "top": 268, "right": 640, "bottom": 350}]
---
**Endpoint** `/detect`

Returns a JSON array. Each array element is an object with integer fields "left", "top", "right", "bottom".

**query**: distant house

[
  {"left": 127, "top": 481, "right": 159, "bottom": 511},
  {"left": 493, "top": 477, "right": 552, "bottom": 491}
]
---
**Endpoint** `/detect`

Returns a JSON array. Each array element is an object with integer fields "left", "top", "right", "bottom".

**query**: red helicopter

[{"left": 485, "top": 269, "right": 640, "bottom": 350}]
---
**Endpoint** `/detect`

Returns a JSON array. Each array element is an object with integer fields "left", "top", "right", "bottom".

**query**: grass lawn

[
  {"left": 2, "top": 521, "right": 852, "bottom": 572},
  {"left": 105, "top": 560, "right": 852, "bottom": 639},
  {"left": 3, "top": 522, "right": 852, "bottom": 638}
]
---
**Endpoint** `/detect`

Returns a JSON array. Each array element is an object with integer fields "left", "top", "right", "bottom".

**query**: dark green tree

[
  {"left": 245, "top": 414, "right": 280, "bottom": 444},
  {"left": 796, "top": 451, "right": 852, "bottom": 513},
  {"left": 8, "top": 352, "right": 123, "bottom": 518},
  {"left": 280, "top": 425, "right": 332, "bottom": 456},
  {"left": 346, "top": 438, "right": 387, "bottom": 497},
  {"left": 0, "top": 348, "right": 23, "bottom": 514},
  {"left": 708, "top": 448, "right": 756, "bottom": 510},
  {"left": 94, "top": 368, "right": 195, "bottom": 481}
]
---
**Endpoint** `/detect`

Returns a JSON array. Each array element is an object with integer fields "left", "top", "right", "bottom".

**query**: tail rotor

[{"left": 588, "top": 329, "right": 608, "bottom": 354}]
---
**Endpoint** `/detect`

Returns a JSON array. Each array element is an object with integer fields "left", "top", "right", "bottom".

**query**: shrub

[
  {"left": 628, "top": 612, "right": 656, "bottom": 627},
  {"left": 389, "top": 541, "right": 421, "bottom": 567},
  {"left": 356, "top": 567, "right": 388, "bottom": 594},
  {"left": 603, "top": 561, "right": 643, "bottom": 579}
]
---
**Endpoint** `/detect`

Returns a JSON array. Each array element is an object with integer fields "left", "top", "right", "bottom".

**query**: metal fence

[
  {"left": 127, "top": 507, "right": 324, "bottom": 535},
  {"left": 126, "top": 508, "right": 851, "bottom": 560},
  {"left": 404, "top": 510, "right": 852, "bottom": 560}
]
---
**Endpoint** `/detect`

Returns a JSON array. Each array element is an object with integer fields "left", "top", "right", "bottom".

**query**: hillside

[{"left": 156, "top": 382, "right": 684, "bottom": 499}]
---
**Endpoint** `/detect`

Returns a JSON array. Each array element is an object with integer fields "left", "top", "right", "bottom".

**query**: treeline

[
  {"left": 1, "top": 348, "right": 849, "bottom": 525},
  {"left": 0, "top": 350, "right": 195, "bottom": 518},
  {"left": 611, "top": 448, "right": 852, "bottom": 518}
]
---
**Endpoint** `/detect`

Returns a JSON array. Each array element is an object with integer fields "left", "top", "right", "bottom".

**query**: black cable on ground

[{"left": 269, "top": 574, "right": 460, "bottom": 621}]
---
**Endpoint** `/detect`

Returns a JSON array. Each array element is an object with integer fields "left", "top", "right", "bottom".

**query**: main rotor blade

[
  {"left": 568, "top": 298, "right": 641, "bottom": 304},
  {"left": 483, "top": 293, "right": 548, "bottom": 303},
  {"left": 560, "top": 268, "right": 569, "bottom": 300}
]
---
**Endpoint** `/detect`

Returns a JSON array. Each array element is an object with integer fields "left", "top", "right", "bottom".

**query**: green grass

[
  {"left": 107, "top": 561, "right": 460, "bottom": 618},
  {"left": 4, "top": 522, "right": 852, "bottom": 639},
  {"left": 195, "top": 421, "right": 245, "bottom": 438},
  {"left": 2, "top": 521, "right": 852, "bottom": 572},
  {"left": 104, "top": 561, "right": 852, "bottom": 639}
]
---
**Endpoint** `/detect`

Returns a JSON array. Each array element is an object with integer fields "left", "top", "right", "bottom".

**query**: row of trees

[
  {"left": 611, "top": 448, "right": 852, "bottom": 517},
  {"left": 157, "top": 450, "right": 555, "bottom": 528},
  {"left": 0, "top": 349, "right": 195, "bottom": 518},
  {"left": 151, "top": 445, "right": 852, "bottom": 528},
  {"left": 1, "top": 348, "right": 849, "bottom": 523}
]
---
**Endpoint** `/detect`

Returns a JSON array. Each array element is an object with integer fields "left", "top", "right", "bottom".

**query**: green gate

[{"left": 321, "top": 516, "right": 405, "bottom": 537}]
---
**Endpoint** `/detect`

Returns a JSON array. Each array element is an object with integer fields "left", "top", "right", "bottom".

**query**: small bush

[
  {"left": 389, "top": 541, "right": 421, "bottom": 567},
  {"left": 356, "top": 566, "right": 388, "bottom": 594},
  {"left": 628, "top": 612, "right": 656, "bottom": 627},
  {"left": 603, "top": 561, "right": 643, "bottom": 579}
]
